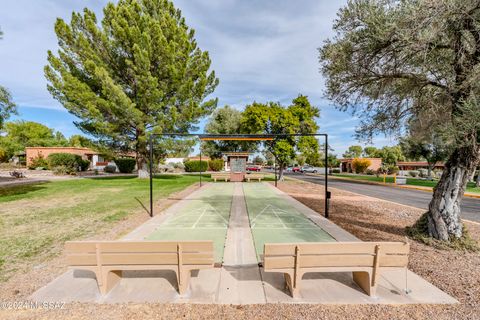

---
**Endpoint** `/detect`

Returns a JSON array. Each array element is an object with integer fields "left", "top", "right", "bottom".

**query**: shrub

[
  {"left": 184, "top": 160, "right": 208, "bottom": 172},
  {"left": 114, "top": 157, "right": 136, "bottom": 173},
  {"left": 78, "top": 159, "right": 90, "bottom": 171},
  {"left": 331, "top": 168, "right": 341, "bottom": 174},
  {"left": 104, "top": 165, "right": 117, "bottom": 173},
  {"left": 387, "top": 165, "right": 399, "bottom": 175},
  {"left": 47, "top": 153, "right": 83, "bottom": 171},
  {"left": 0, "top": 147, "right": 7, "bottom": 162},
  {"left": 418, "top": 168, "right": 428, "bottom": 178},
  {"left": 172, "top": 162, "right": 184, "bottom": 169},
  {"left": 208, "top": 159, "right": 224, "bottom": 172},
  {"left": 52, "top": 165, "right": 74, "bottom": 175},
  {"left": 28, "top": 154, "right": 49, "bottom": 170},
  {"left": 351, "top": 158, "right": 371, "bottom": 174},
  {"left": 409, "top": 170, "right": 420, "bottom": 177},
  {"left": 365, "top": 169, "right": 375, "bottom": 175}
]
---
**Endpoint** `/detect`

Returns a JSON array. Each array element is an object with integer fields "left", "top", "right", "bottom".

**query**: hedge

[
  {"left": 208, "top": 159, "right": 224, "bottom": 171},
  {"left": 184, "top": 160, "right": 208, "bottom": 172},
  {"left": 114, "top": 157, "right": 136, "bottom": 173},
  {"left": 47, "top": 153, "right": 89, "bottom": 172}
]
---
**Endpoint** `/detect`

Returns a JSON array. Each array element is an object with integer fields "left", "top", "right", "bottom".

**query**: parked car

[
  {"left": 292, "top": 166, "right": 301, "bottom": 173},
  {"left": 300, "top": 165, "right": 318, "bottom": 173},
  {"left": 246, "top": 165, "right": 261, "bottom": 172}
]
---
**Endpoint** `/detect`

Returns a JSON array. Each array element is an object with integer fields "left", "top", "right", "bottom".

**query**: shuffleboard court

[
  {"left": 243, "top": 183, "right": 335, "bottom": 260},
  {"left": 146, "top": 183, "right": 234, "bottom": 263}
]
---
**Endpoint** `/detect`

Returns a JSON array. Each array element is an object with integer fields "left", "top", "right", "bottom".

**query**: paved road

[{"left": 287, "top": 173, "right": 480, "bottom": 223}]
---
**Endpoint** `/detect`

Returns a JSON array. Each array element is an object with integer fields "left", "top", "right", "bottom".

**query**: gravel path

[{"left": 1, "top": 180, "right": 479, "bottom": 319}]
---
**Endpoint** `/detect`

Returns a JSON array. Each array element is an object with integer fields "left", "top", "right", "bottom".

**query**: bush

[
  {"left": 331, "top": 168, "right": 341, "bottom": 174},
  {"left": 184, "top": 160, "right": 208, "bottom": 172},
  {"left": 0, "top": 147, "right": 7, "bottom": 162},
  {"left": 365, "top": 169, "right": 375, "bottom": 175},
  {"left": 28, "top": 154, "right": 49, "bottom": 170},
  {"left": 114, "top": 157, "right": 136, "bottom": 173},
  {"left": 52, "top": 165, "right": 74, "bottom": 175},
  {"left": 47, "top": 153, "right": 82, "bottom": 170},
  {"left": 172, "top": 162, "right": 184, "bottom": 170},
  {"left": 387, "top": 165, "right": 399, "bottom": 175},
  {"left": 78, "top": 159, "right": 90, "bottom": 171},
  {"left": 208, "top": 159, "right": 224, "bottom": 172},
  {"left": 418, "top": 168, "right": 428, "bottom": 178},
  {"left": 104, "top": 165, "right": 117, "bottom": 173},
  {"left": 409, "top": 170, "right": 420, "bottom": 177},
  {"left": 351, "top": 158, "right": 371, "bottom": 174}
]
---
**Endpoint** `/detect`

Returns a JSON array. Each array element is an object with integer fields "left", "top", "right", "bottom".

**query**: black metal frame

[{"left": 148, "top": 133, "right": 330, "bottom": 218}]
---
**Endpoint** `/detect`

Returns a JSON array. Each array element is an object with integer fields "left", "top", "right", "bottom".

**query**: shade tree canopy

[
  {"left": 45, "top": 0, "right": 218, "bottom": 177},
  {"left": 241, "top": 95, "right": 320, "bottom": 179},
  {"left": 319, "top": 0, "right": 480, "bottom": 241},
  {"left": 0, "top": 28, "right": 17, "bottom": 129}
]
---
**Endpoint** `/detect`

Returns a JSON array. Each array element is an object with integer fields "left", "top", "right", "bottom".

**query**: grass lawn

[
  {"left": 0, "top": 174, "right": 208, "bottom": 281},
  {"left": 333, "top": 173, "right": 480, "bottom": 194}
]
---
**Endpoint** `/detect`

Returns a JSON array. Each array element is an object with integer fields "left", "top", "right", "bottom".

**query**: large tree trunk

[
  {"left": 426, "top": 143, "right": 480, "bottom": 240},
  {"left": 137, "top": 155, "right": 149, "bottom": 179},
  {"left": 278, "top": 163, "right": 286, "bottom": 181},
  {"left": 476, "top": 168, "right": 480, "bottom": 188}
]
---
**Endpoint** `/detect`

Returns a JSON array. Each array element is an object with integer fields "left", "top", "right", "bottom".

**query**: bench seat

[
  {"left": 65, "top": 240, "right": 214, "bottom": 295},
  {"left": 263, "top": 241, "right": 409, "bottom": 298},
  {"left": 211, "top": 173, "right": 231, "bottom": 182}
]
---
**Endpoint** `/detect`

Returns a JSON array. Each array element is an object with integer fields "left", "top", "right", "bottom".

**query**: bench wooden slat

[
  {"left": 264, "top": 242, "right": 409, "bottom": 255},
  {"left": 66, "top": 241, "right": 214, "bottom": 253},
  {"left": 67, "top": 253, "right": 214, "bottom": 266},
  {"left": 264, "top": 254, "right": 408, "bottom": 269}
]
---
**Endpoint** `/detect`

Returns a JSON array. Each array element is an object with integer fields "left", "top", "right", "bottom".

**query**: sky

[{"left": 0, "top": 0, "right": 398, "bottom": 156}]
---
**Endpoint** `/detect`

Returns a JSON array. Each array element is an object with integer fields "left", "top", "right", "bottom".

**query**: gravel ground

[{"left": 1, "top": 180, "right": 479, "bottom": 320}]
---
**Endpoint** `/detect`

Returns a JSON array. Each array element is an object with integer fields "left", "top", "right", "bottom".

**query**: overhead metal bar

[{"left": 148, "top": 132, "right": 330, "bottom": 220}]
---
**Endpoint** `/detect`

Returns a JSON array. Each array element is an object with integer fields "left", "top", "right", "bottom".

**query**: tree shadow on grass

[{"left": 0, "top": 181, "right": 50, "bottom": 200}]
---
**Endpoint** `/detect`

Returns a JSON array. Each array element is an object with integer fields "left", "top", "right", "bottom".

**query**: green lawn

[
  {"left": 333, "top": 174, "right": 480, "bottom": 194},
  {"left": 0, "top": 174, "right": 208, "bottom": 281}
]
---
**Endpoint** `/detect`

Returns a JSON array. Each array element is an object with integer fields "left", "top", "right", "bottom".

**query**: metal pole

[
  {"left": 274, "top": 157, "right": 277, "bottom": 187},
  {"left": 149, "top": 135, "right": 154, "bottom": 218},
  {"left": 325, "top": 135, "right": 329, "bottom": 219},
  {"left": 199, "top": 145, "right": 202, "bottom": 187}
]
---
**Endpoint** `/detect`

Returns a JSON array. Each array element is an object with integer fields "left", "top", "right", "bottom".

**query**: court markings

[
  {"left": 159, "top": 202, "right": 229, "bottom": 229},
  {"left": 250, "top": 203, "right": 320, "bottom": 229}
]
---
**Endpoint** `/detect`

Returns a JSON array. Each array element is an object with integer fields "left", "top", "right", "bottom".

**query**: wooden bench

[
  {"left": 211, "top": 172, "right": 230, "bottom": 182},
  {"left": 65, "top": 240, "right": 214, "bottom": 295},
  {"left": 263, "top": 241, "right": 409, "bottom": 298},
  {"left": 245, "top": 173, "right": 264, "bottom": 182}
]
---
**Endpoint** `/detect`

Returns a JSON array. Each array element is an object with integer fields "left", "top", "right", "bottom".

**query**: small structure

[
  {"left": 340, "top": 158, "right": 382, "bottom": 173},
  {"left": 223, "top": 152, "right": 251, "bottom": 182},
  {"left": 26, "top": 147, "right": 96, "bottom": 168},
  {"left": 397, "top": 161, "right": 445, "bottom": 171}
]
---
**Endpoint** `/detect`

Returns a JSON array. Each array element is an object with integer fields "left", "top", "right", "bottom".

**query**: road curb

[{"left": 314, "top": 174, "right": 480, "bottom": 199}]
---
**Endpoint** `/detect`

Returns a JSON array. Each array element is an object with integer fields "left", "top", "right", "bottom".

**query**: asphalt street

[{"left": 287, "top": 173, "right": 480, "bottom": 223}]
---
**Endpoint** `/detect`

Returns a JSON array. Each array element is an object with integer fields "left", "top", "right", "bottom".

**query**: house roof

[{"left": 25, "top": 147, "right": 98, "bottom": 155}]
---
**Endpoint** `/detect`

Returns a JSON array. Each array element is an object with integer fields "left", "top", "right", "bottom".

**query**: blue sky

[{"left": 0, "top": 0, "right": 397, "bottom": 156}]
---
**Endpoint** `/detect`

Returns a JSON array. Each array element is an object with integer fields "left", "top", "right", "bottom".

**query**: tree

[
  {"left": 0, "top": 121, "right": 68, "bottom": 159},
  {"left": 342, "top": 145, "right": 362, "bottom": 158},
  {"left": 0, "top": 28, "right": 17, "bottom": 129},
  {"left": 241, "top": 95, "right": 320, "bottom": 180},
  {"left": 69, "top": 134, "right": 94, "bottom": 148},
  {"left": 363, "top": 146, "right": 378, "bottom": 158},
  {"left": 202, "top": 106, "right": 253, "bottom": 158},
  {"left": 45, "top": 0, "right": 218, "bottom": 178},
  {"left": 253, "top": 155, "right": 264, "bottom": 165},
  {"left": 319, "top": 0, "right": 480, "bottom": 241},
  {"left": 401, "top": 134, "right": 450, "bottom": 180},
  {"left": 375, "top": 146, "right": 405, "bottom": 166}
]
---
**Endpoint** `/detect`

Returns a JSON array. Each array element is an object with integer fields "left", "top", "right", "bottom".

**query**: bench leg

[
  {"left": 353, "top": 271, "right": 376, "bottom": 296},
  {"left": 99, "top": 270, "right": 122, "bottom": 295},
  {"left": 284, "top": 272, "right": 300, "bottom": 298},
  {"left": 177, "top": 269, "right": 192, "bottom": 295}
]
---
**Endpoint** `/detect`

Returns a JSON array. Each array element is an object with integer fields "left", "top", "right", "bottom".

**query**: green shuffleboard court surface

[
  {"left": 146, "top": 183, "right": 234, "bottom": 263},
  {"left": 243, "top": 183, "right": 335, "bottom": 260}
]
